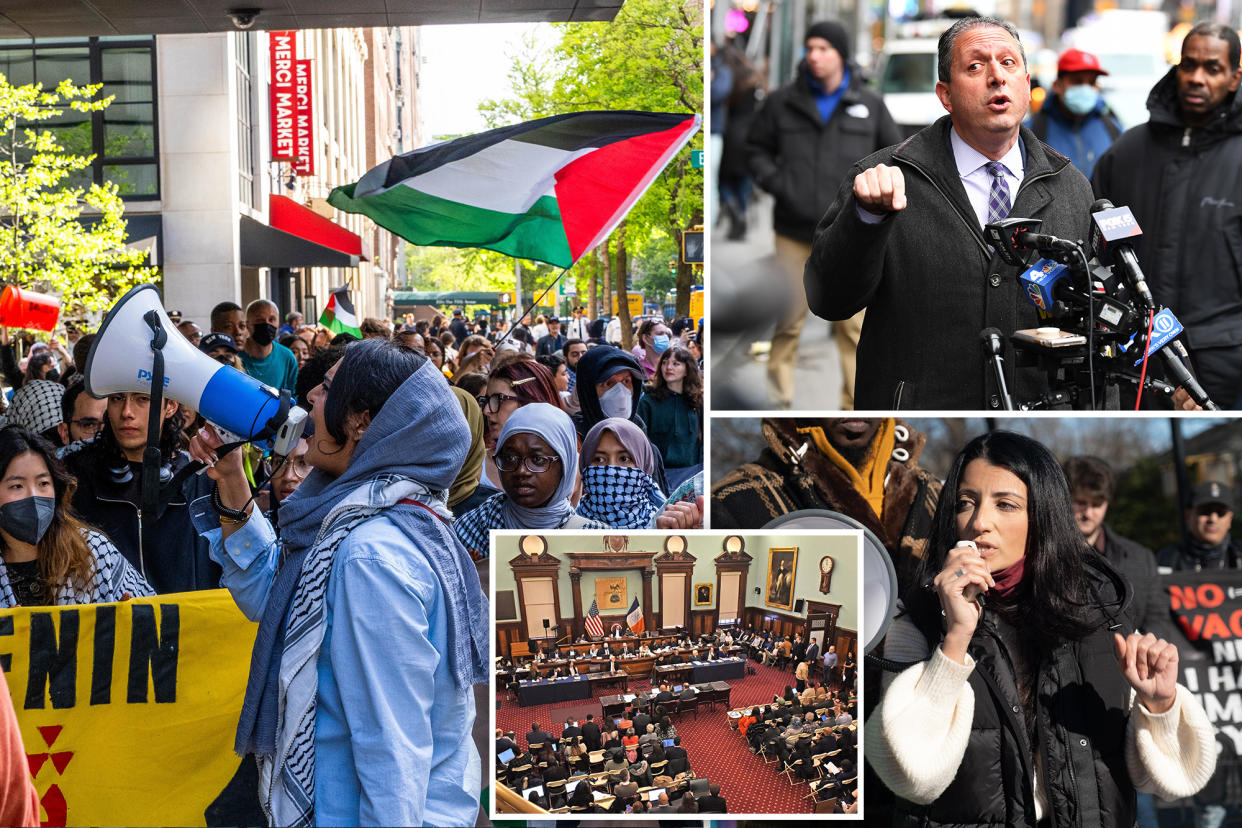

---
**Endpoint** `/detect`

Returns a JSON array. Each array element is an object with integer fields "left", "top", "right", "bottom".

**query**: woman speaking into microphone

[
  {"left": 869, "top": 431, "right": 1215, "bottom": 826},
  {"left": 189, "top": 339, "right": 488, "bottom": 827}
]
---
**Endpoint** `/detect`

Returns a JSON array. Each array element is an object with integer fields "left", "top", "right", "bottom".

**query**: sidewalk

[{"left": 709, "top": 193, "right": 842, "bottom": 411}]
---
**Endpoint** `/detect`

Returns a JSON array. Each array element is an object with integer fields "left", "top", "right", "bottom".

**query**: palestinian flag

[
  {"left": 319, "top": 286, "right": 360, "bottom": 337},
  {"left": 326, "top": 111, "right": 701, "bottom": 268}
]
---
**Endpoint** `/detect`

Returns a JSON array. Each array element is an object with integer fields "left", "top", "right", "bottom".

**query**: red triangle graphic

[
  {"left": 37, "top": 726, "right": 62, "bottom": 747},
  {"left": 50, "top": 752, "right": 72, "bottom": 774},
  {"left": 554, "top": 117, "right": 698, "bottom": 261},
  {"left": 26, "top": 754, "right": 46, "bottom": 777}
]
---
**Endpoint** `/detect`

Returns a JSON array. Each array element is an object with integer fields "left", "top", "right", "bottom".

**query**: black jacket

[
  {"left": 1098, "top": 524, "right": 1170, "bottom": 639},
  {"left": 747, "top": 64, "right": 901, "bottom": 242},
  {"left": 64, "top": 442, "right": 220, "bottom": 594},
  {"left": 895, "top": 556, "right": 1139, "bottom": 827},
  {"left": 1157, "top": 533, "right": 1242, "bottom": 571},
  {"left": 807, "top": 116, "right": 1096, "bottom": 410},
  {"left": 580, "top": 722, "right": 602, "bottom": 751},
  {"left": 1092, "top": 69, "right": 1242, "bottom": 402}
]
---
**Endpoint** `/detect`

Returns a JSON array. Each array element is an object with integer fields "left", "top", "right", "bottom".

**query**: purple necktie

[{"left": 985, "top": 161, "right": 1011, "bottom": 224}]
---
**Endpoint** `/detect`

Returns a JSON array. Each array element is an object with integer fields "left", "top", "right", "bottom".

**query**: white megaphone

[
  {"left": 763, "top": 510, "right": 899, "bottom": 653},
  {"left": 85, "top": 284, "right": 307, "bottom": 455}
]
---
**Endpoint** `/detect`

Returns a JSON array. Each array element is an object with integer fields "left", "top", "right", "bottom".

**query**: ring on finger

[{"left": 954, "top": 568, "right": 965, "bottom": 578}]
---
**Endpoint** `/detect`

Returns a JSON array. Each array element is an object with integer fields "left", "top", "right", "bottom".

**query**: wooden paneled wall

[{"left": 738, "top": 606, "right": 857, "bottom": 658}]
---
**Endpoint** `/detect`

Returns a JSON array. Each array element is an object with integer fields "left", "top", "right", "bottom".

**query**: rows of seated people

[
  {"left": 497, "top": 631, "right": 743, "bottom": 682},
  {"left": 730, "top": 687, "right": 859, "bottom": 813},
  {"left": 496, "top": 712, "right": 727, "bottom": 814}
]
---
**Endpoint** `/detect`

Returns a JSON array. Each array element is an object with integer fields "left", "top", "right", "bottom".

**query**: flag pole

[{"left": 496, "top": 263, "right": 573, "bottom": 348}]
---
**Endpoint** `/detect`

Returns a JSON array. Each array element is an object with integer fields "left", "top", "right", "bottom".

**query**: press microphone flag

[{"left": 85, "top": 284, "right": 307, "bottom": 451}]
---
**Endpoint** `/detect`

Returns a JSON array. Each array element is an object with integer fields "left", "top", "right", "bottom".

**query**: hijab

[
  {"left": 448, "top": 386, "right": 485, "bottom": 508},
  {"left": 496, "top": 403, "right": 579, "bottom": 529},
  {"left": 577, "top": 418, "right": 665, "bottom": 529}
]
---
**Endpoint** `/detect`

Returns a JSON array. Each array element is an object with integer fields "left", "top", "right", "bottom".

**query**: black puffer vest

[{"left": 895, "top": 555, "right": 1138, "bottom": 827}]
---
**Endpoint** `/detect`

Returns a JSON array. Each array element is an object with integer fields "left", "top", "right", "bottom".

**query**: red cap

[{"left": 1058, "top": 48, "right": 1109, "bottom": 77}]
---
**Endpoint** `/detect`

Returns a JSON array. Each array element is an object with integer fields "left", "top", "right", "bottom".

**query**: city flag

[
  {"left": 584, "top": 599, "right": 604, "bottom": 638},
  {"left": 318, "top": 285, "right": 360, "bottom": 337},
  {"left": 626, "top": 597, "right": 644, "bottom": 635},
  {"left": 326, "top": 111, "right": 701, "bottom": 268}
]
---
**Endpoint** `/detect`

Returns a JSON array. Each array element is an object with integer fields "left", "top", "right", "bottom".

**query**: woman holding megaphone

[
  {"left": 868, "top": 431, "right": 1215, "bottom": 827},
  {"left": 188, "top": 338, "right": 488, "bottom": 827},
  {"left": 0, "top": 426, "right": 152, "bottom": 606}
]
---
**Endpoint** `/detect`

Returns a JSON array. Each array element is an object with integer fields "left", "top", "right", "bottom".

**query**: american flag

[
  {"left": 626, "top": 597, "right": 644, "bottom": 635},
  {"left": 585, "top": 599, "right": 604, "bottom": 637}
]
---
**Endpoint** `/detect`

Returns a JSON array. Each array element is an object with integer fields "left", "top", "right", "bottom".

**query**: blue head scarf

[{"left": 495, "top": 403, "right": 579, "bottom": 529}]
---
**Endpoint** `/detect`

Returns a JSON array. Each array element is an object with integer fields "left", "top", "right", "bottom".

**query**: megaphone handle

[{"left": 140, "top": 310, "right": 168, "bottom": 522}]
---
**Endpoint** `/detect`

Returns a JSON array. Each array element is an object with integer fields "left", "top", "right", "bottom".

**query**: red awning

[{"left": 268, "top": 194, "right": 368, "bottom": 261}]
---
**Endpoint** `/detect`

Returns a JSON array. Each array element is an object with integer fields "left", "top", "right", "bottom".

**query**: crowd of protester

[{"left": 0, "top": 300, "right": 704, "bottom": 604}]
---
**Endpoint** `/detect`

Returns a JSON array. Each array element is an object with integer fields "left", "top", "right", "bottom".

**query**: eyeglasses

[
  {"left": 263, "top": 455, "right": 313, "bottom": 480},
  {"left": 477, "top": 392, "right": 520, "bottom": 414},
  {"left": 495, "top": 453, "right": 561, "bottom": 473},
  {"left": 70, "top": 417, "right": 105, "bottom": 434},
  {"left": 1197, "top": 506, "right": 1231, "bottom": 518}
]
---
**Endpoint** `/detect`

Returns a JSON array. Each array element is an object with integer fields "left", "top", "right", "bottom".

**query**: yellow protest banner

[{"left": 0, "top": 590, "right": 258, "bottom": 827}]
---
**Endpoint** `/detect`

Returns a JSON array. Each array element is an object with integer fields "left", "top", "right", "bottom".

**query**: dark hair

[
  {"left": 1062, "top": 455, "right": 1115, "bottom": 502},
  {"left": 71, "top": 334, "right": 94, "bottom": 380},
  {"left": 25, "top": 352, "right": 55, "bottom": 383},
  {"left": 296, "top": 344, "right": 348, "bottom": 407},
  {"left": 453, "top": 372, "right": 489, "bottom": 398},
  {"left": 0, "top": 426, "right": 95, "bottom": 591},
  {"left": 487, "top": 358, "right": 563, "bottom": 409},
  {"left": 209, "top": 301, "right": 242, "bottom": 329},
  {"left": 646, "top": 345, "right": 703, "bottom": 410},
  {"left": 96, "top": 393, "right": 187, "bottom": 460},
  {"left": 321, "top": 339, "right": 426, "bottom": 446},
  {"left": 564, "top": 337, "right": 585, "bottom": 351},
  {"left": 937, "top": 16, "right": 1026, "bottom": 83},
  {"left": 329, "top": 332, "right": 360, "bottom": 348},
  {"left": 60, "top": 378, "right": 90, "bottom": 425},
  {"left": 537, "top": 353, "right": 565, "bottom": 375},
  {"left": 1186, "top": 22, "right": 1242, "bottom": 69},
  {"left": 910, "top": 430, "right": 1094, "bottom": 647}
]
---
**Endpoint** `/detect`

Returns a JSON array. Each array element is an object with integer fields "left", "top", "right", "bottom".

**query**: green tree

[
  {"left": 479, "top": 0, "right": 704, "bottom": 342},
  {"left": 0, "top": 75, "right": 154, "bottom": 318}
]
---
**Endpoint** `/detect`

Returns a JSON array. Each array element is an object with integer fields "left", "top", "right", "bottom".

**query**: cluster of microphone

[{"left": 982, "top": 201, "right": 1217, "bottom": 410}]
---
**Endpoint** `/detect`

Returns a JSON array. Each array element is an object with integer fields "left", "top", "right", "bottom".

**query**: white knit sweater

[{"left": 867, "top": 615, "right": 1217, "bottom": 818}]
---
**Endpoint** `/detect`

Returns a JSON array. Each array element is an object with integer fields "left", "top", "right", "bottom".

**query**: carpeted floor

[{"left": 495, "top": 660, "right": 844, "bottom": 814}]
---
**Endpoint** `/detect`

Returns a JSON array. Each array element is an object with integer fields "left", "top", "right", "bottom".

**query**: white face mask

[{"left": 599, "top": 382, "right": 632, "bottom": 419}]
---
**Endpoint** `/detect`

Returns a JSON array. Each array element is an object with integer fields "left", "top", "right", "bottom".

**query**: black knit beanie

[{"left": 805, "top": 21, "right": 851, "bottom": 63}]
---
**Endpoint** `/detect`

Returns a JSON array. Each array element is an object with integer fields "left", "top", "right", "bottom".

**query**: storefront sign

[
  {"left": 293, "top": 59, "right": 315, "bottom": 176},
  {"left": 269, "top": 30, "right": 298, "bottom": 161}
]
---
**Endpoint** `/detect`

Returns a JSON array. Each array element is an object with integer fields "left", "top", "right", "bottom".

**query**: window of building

[
  {"left": 0, "top": 37, "right": 158, "bottom": 199},
  {"left": 235, "top": 31, "right": 259, "bottom": 211}
]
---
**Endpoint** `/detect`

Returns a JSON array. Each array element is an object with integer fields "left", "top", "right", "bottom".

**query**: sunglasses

[{"left": 1196, "top": 505, "right": 1232, "bottom": 518}]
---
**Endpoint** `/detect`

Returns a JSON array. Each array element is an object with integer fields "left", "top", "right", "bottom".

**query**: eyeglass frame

[
  {"left": 262, "top": 455, "right": 313, "bottom": 480},
  {"left": 494, "top": 453, "right": 562, "bottom": 474},
  {"left": 69, "top": 417, "right": 105, "bottom": 433},
  {"left": 477, "top": 391, "right": 520, "bottom": 414}
]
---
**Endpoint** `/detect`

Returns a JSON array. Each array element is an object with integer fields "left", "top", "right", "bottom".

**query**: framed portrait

[
  {"left": 595, "top": 576, "right": 627, "bottom": 612},
  {"left": 694, "top": 582, "right": 713, "bottom": 606},
  {"left": 765, "top": 547, "right": 798, "bottom": 611}
]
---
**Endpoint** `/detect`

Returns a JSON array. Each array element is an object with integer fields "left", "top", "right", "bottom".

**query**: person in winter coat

[
  {"left": 869, "top": 430, "right": 1215, "bottom": 826},
  {"left": 1093, "top": 22, "right": 1242, "bottom": 409},
  {"left": 1027, "top": 48, "right": 1122, "bottom": 178},
  {"left": 746, "top": 19, "right": 900, "bottom": 409}
]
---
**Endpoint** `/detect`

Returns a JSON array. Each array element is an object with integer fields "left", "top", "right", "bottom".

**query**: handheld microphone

[
  {"left": 955, "top": 541, "right": 986, "bottom": 606},
  {"left": 1090, "top": 199, "right": 1156, "bottom": 313},
  {"left": 1018, "top": 258, "right": 1073, "bottom": 311}
]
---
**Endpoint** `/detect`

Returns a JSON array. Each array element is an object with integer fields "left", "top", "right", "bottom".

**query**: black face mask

[
  {"left": 0, "top": 496, "right": 55, "bottom": 546},
  {"left": 251, "top": 323, "right": 277, "bottom": 347},
  {"left": 44, "top": 369, "right": 60, "bottom": 383}
]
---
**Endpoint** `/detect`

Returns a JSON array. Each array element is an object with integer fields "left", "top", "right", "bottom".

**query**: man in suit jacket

[
  {"left": 699, "top": 784, "right": 728, "bottom": 813},
  {"left": 526, "top": 722, "right": 554, "bottom": 749},
  {"left": 633, "top": 710, "right": 652, "bottom": 735},
  {"left": 806, "top": 638, "right": 821, "bottom": 666},
  {"left": 678, "top": 685, "right": 697, "bottom": 702},
  {"left": 562, "top": 719, "right": 581, "bottom": 741},
  {"left": 564, "top": 646, "right": 580, "bottom": 659},
  {"left": 665, "top": 737, "right": 688, "bottom": 762},
  {"left": 496, "top": 729, "right": 518, "bottom": 758},
  {"left": 654, "top": 685, "right": 675, "bottom": 705},
  {"left": 580, "top": 714, "right": 602, "bottom": 751}
]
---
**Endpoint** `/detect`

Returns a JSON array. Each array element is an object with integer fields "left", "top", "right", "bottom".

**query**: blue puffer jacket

[{"left": 1028, "top": 94, "right": 1121, "bottom": 179}]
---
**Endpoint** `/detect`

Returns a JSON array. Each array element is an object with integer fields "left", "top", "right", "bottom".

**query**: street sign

[
  {"left": 556, "top": 280, "right": 577, "bottom": 297},
  {"left": 689, "top": 287, "right": 703, "bottom": 320},
  {"left": 690, "top": 150, "right": 704, "bottom": 168}
]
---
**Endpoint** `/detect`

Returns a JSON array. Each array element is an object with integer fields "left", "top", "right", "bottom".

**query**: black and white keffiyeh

[
  {"left": 576, "top": 465, "right": 665, "bottom": 529},
  {"left": 0, "top": 529, "right": 153, "bottom": 607}
]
